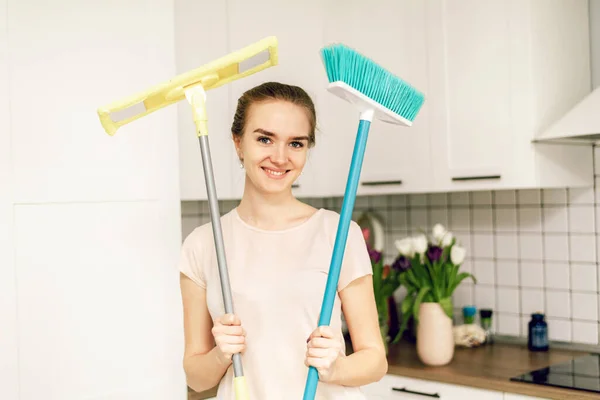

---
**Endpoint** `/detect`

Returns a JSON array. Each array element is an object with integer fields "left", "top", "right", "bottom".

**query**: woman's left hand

[{"left": 305, "top": 326, "right": 343, "bottom": 383}]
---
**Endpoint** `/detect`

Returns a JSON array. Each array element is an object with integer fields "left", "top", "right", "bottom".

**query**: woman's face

[{"left": 233, "top": 100, "right": 311, "bottom": 195}]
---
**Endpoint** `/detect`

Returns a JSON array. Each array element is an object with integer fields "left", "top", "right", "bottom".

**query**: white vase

[{"left": 416, "top": 302, "right": 455, "bottom": 366}]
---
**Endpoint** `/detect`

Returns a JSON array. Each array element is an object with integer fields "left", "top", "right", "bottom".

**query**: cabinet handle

[
  {"left": 361, "top": 180, "right": 403, "bottom": 186},
  {"left": 451, "top": 175, "right": 500, "bottom": 181},
  {"left": 392, "top": 387, "right": 440, "bottom": 398}
]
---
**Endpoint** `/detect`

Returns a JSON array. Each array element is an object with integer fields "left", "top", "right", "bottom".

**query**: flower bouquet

[{"left": 393, "top": 224, "right": 476, "bottom": 344}]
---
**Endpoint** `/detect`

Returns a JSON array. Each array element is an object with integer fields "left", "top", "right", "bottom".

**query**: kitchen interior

[
  {"left": 180, "top": 0, "right": 600, "bottom": 399},
  {"left": 3, "top": 0, "right": 600, "bottom": 400}
]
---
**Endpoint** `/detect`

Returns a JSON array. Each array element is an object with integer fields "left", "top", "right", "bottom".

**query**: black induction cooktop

[{"left": 510, "top": 353, "right": 600, "bottom": 394}]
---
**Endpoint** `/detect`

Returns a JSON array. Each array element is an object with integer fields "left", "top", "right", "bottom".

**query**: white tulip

[
  {"left": 441, "top": 232, "right": 454, "bottom": 247},
  {"left": 412, "top": 234, "right": 428, "bottom": 255},
  {"left": 432, "top": 223, "right": 447, "bottom": 242},
  {"left": 395, "top": 238, "right": 414, "bottom": 257},
  {"left": 450, "top": 245, "right": 466, "bottom": 265}
]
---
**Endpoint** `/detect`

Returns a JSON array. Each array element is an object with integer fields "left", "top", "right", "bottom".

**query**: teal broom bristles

[
  {"left": 320, "top": 43, "right": 425, "bottom": 122},
  {"left": 303, "top": 43, "right": 425, "bottom": 400}
]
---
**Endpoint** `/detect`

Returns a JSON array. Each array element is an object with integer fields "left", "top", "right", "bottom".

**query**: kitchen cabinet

[
  {"left": 175, "top": 0, "right": 236, "bottom": 200},
  {"left": 323, "top": 0, "right": 434, "bottom": 196},
  {"left": 504, "top": 394, "right": 549, "bottom": 400},
  {"left": 362, "top": 374, "right": 504, "bottom": 399},
  {"left": 427, "top": 0, "right": 593, "bottom": 192},
  {"left": 176, "top": 0, "right": 594, "bottom": 200}
]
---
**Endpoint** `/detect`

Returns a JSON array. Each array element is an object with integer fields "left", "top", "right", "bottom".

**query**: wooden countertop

[
  {"left": 386, "top": 340, "right": 597, "bottom": 400},
  {"left": 189, "top": 340, "right": 598, "bottom": 400}
]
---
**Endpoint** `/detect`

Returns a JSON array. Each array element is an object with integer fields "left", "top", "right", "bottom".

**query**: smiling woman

[
  {"left": 231, "top": 82, "right": 316, "bottom": 195},
  {"left": 178, "top": 81, "right": 387, "bottom": 399}
]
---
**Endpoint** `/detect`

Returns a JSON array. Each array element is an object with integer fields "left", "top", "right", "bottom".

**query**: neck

[{"left": 236, "top": 176, "right": 303, "bottom": 228}]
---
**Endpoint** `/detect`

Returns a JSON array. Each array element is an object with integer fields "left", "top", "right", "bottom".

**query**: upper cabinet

[
  {"left": 176, "top": 0, "right": 595, "bottom": 200},
  {"left": 323, "top": 0, "right": 434, "bottom": 196},
  {"left": 427, "top": 0, "right": 594, "bottom": 192}
]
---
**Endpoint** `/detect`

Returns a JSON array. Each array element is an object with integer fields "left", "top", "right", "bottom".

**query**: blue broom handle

[{"left": 302, "top": 117, "right": 371, "bottom": 400}]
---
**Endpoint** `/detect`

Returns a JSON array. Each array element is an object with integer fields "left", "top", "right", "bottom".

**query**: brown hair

[{"left": 231, "top": 81, "right": 317, "bottom": 147}]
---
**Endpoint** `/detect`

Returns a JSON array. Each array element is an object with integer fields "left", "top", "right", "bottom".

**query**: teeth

[{"left": 264, "top": 168, "right": 285, "bottom": 176}]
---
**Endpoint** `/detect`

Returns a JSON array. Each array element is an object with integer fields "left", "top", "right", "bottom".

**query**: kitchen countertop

[
  {"left": 385, "top": 339, "right": 597, "bottom": 400},
  {"left": 189, "top": 340, "right": 597, "bottom": 400}
]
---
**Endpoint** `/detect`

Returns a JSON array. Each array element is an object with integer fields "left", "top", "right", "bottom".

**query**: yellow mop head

[{"left": 97, "top": 36, "right": 278, "bottom": 136}]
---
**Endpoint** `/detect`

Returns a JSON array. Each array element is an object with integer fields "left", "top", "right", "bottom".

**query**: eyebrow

[{"left": 253, "top": 128, "right": 310, "bottom": 142}]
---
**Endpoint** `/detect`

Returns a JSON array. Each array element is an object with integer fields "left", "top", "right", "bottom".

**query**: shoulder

[
  {"left": 317, "top": 209, "right": 365, "bottom": 241},
  {"left": 182, "top": 209, "right": 236, "bottom": 249}
]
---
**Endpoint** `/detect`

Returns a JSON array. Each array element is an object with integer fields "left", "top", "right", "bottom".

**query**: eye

[
  {"left": 290, "top": 141, "right": 305, "bottom": 148},
  {"left": 257, "top": 136, "right": 271, "bottom": 144}
]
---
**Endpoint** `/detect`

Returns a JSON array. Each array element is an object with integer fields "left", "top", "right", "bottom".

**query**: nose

[{"left": 270, "top": 143, "right": 288, "bottom": 165}]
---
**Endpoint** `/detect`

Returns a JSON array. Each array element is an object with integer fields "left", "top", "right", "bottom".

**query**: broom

[{"left": 302, "top": 43, "right": 425, "bottom": 399}]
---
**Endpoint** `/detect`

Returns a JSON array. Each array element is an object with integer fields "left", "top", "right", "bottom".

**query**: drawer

[{"left": 362, "top": 374, "right": 504, "bottom": 399}]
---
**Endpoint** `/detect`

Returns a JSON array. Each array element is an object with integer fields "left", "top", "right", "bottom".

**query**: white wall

[
  {"left": 592, "top": 0, "right": 600, "bottom": 88},
  {"left": 2, "top": 1, "right": 186, "bottom": 399},
  {"left": 1, "top": 2, "right": 18, "bottom": 399}
]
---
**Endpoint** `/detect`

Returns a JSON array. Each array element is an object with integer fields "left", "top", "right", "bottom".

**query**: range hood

[
  {"left": 534, "top": 0, "right": 600, "bottom": 144},
  {"left": 534, "top": 86, "right": 600, "bottom": 143}
]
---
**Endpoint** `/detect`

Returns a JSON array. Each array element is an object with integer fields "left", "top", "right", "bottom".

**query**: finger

[
  {"left": 305, "top": 357, "right": 328, "bottom": 369},
  {"left": 316, "top": 326, "right": 335, "bottom": 339},
  {"left": 225, "top": 344, "right": 246, "bottom": 355},
  {"left": 307, "top": 347, "right": 329, "bottom": 358},
  {"left": 215, "top": 334, "right": 246, "bottom": 345},
  {"left": 308, "top": 337, "right": 337, "bottom": 349},
  {"left": 220, "top": 313, "right": 241, "bottom": 326},
  {"left": 216, "top": 325, "right": 245, "bottom": 336}
]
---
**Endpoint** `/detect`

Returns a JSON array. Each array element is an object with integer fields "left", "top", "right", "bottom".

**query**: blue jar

[{"left": 528, "top": 313, "right": 549, "bottom": 352}]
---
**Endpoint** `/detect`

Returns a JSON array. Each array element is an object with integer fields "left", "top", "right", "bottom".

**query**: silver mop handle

[{"left": 198, "top": 135, "right": 244, "bottom": 378}]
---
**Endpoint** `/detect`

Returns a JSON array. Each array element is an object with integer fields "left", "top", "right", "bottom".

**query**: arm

[
  {"left": 330, "top": 274, "right": 388, "bottom": 386},
  {"left": 180, "top": 273, "right": 244, "bottom": 392}
]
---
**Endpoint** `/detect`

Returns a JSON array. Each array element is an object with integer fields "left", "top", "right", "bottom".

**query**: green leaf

[
  {"left": 439, "top": 297, "right": 453, "bottom": 319},
  {"left": 401, "top": 293, "right": 414, "bottom": 315},
  {"left": 412, "top": 286, "right": 431, "bottom": 322},
  {"left": 448, "top": 272, "right": 477, "bottom": 296}
]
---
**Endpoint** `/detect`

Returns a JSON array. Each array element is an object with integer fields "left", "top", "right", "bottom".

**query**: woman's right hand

[{"left": 212, "top": 313, "right": 246, "bottom": 364}]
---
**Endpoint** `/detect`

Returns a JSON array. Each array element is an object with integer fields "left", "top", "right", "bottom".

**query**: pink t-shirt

[{"left": 178, "top": 207, "right": 373, "bottom": 399}]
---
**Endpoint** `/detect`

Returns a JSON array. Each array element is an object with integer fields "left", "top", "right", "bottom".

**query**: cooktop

[{"left": 510, "top": 353, "right": 600, "bottom": 394}]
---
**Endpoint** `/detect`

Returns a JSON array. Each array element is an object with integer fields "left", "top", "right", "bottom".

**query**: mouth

[{"left": 261, "top": 166, "right": 290, "bottom": 180}]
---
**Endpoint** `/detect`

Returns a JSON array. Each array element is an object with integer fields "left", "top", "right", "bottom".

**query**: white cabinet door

[
  {"left": 427, "top": 0, "right": 512, "bottom": 191},
  {"left": 226, "top": 0, "right": 334, "bottom": 198},
  {"left": 175, "top": 0, "right": 235, "bottom": 200},
  {"left": 504, "top": 394, "right": 549, "bottom": 400},
  {"left": 323, "top": 0, "right": 433, "bottom": 197},
  {"left": 363, "top": 374, "right": 504, "bottom": 400},
  {"left": 427, "top": 0, "right": 593, "bottom": 192}
]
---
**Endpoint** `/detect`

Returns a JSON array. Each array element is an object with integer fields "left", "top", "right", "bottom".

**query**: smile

[{"left": 261, "top": 167, "right": 289, "bottom": 179}]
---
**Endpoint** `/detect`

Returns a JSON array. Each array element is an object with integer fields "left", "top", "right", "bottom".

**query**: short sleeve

[
  {"left": 178, "top": 229, "right": 206, "bottom": 289},
  {"left": 337, "top": 220, "right": 373, "bottom": 291}
]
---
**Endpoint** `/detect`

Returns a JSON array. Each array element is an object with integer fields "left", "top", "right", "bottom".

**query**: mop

[
  {"left": 97, "top": 36, "right": 279, "bottom": 400},
  {"left": 302, "top": 43, "right": 426, "bottom": 399}
]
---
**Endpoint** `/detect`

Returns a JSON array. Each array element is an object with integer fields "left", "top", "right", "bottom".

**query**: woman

[{"left": 178, "top": 81, "right": 387, "bottom": 399}]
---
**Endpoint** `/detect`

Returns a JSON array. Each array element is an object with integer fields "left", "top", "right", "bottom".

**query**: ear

[{"left": 232, "top": 133, "right": 243, "bottom": 158}]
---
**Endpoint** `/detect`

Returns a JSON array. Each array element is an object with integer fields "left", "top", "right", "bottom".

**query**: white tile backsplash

[
  {"left": 495, "top": 234, "right": 519, "bottom": 259},
  {"left": 571, "top": 263, "right": 598, "bottom": 292},
  {"left": 518, "top": 207, "right": 542, "bottom": 232},
  {"left": 181, "top": 145, "right": 600, "bottom": 347},
  {"left": 519, "top": 234, "right": 543, "bottom": 260},
  {"left": 568, "top": 206, "right": 595, "bottom": 233},
  {"left": 546, "top": 291, "right": 571, "bottom": 319},
  {"left": 545, "top": 262, "right": 571, "bottom": 290},
  {"left": 543, "top": 207, "right": 568, "bottom": 232}
]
